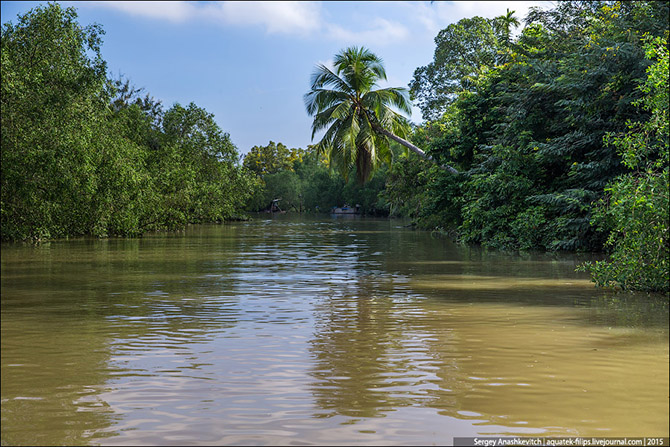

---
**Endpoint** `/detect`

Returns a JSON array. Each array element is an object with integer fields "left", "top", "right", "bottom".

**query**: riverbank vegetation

[
  {"left": 242, "top": 140, "right": 390, "bottom": 215},
  {"left": 391, "top": 1, "right": 668, "bottom": 292},
  {"left": 296, "top": 1, "right": 667, "bottom": 292},
  {"left": 1, "top": 4, "right": 260, "bottom": 241},
  {"left": 1, "top": 2, "right": 667, "bottom": 292}
]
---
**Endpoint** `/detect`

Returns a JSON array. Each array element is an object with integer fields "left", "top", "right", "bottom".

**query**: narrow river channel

[{"left": 1, "top": 216, "right": 668, "bottom": 445}]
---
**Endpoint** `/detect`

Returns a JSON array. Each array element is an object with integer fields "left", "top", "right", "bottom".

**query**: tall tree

[
  {"left": 0, "top": 3, "right": 126, "bottom": 240},
  {"left": 242, "top": 141, "right": 304, "bottom": 176},
  {"left": 493, "top": 8, "right": 520, "bottom": 48},
  {"left": 409, "top": 16, "right": 501, "bottom": 121},
  {"left": 304, "top": 46, "right": 456, "bottom": 184}
]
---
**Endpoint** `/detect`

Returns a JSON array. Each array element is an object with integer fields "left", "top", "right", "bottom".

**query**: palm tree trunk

[{"left": 372, "top": 125, "right": 460, "bottom": 175}]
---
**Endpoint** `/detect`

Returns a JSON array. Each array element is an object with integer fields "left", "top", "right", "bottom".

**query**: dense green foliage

[
  {"left": 242, "top": 141, "right": 304, "bottom": 176},
  {"left": 388, "top": 0, "right": 669, "bottom": 292},
  {"left": 1, "top": 4, "right": 258, "bottom": 241},
  {"left": 243, "top": 141, "right": 390, "bottom": 215},
  {"left": 578, "top": 35, "right": 669, "bottom": 292}
]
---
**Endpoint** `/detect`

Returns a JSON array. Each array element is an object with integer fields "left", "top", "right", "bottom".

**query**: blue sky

[{"left": 1, "top": 1, "right": 551, "bottom": 156}]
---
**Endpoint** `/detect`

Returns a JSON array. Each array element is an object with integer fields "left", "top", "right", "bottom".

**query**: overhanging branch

[{"left": 372, "top": 124, "right": 460, "bottom": 175}]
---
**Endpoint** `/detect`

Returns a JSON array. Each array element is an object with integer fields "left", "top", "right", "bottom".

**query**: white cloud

[
  {"left": 437, "top": 1, "right": 552, "bottom": 21},
  {"left": 217, "top": 2, "right": 321, "bottom": 35},
  {"left": 325, "top": 17, "right": 410, "bottom": 46},
  {"left": 85, "top": 1, "right": 198, "bottom": 23},
  {"left": 399, "top": 1, "right": 554, "bottom": 40},
  {"left": 83, "top": 1, "right": 413, "bottom": 44},
  {"left": 85, "top": 1, "right": 321, "bottom": 35},
  {"left": 398, "top": 1, "right": 443, "bottom": 38},
  {"left": 79, "top": 1, "right": 554, "bottom": 44},
  {"left": 435, "top": 1, "right": 554, "bottom": 26}
]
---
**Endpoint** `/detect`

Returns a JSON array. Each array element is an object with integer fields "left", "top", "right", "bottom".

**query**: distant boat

[
  {"left": 265, "top": 198, "right": 286, "bottom": 214},
  {"left": 331, "top": 204, "right": 361, "bottom": 215}
]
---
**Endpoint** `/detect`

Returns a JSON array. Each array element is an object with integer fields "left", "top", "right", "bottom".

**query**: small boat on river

[
  {"left": 331, "top": 204, "right": 361, "bottom": 215},
  {"left": 265, "top": 198, "right": 286, "bottom": 214}
]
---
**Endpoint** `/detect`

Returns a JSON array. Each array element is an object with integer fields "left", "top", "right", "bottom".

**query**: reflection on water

[{"left": 1, "top": 216, "right": 668, "bottom": 445}]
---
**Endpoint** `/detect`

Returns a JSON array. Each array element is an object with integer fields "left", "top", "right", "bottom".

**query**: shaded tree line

[
  {"left": 242, "top": 140, "right": 390, "bottom": 215},
  {"left": 1, "top": 3, "right": 260, "bottom": 241}
]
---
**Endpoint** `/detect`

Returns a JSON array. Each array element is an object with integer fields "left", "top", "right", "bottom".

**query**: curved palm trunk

[{"left": 372, "top": 125, "right": 460, "bottom": 175}]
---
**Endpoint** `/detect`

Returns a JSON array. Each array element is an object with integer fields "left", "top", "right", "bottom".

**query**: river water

[{"left": 1, "top": 216, "right": 668, "bottom": 445}]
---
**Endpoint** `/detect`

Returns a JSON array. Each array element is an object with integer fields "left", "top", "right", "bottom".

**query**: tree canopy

[
  {"left": 243, "top": 141, "right": 304, "bottom": 176},
  {"left": 1, "top": 3, "right": 259, "bottom": 241}
]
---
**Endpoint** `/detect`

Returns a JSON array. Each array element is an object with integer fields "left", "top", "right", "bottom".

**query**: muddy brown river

[{"left": 1, "top": 216, "right": 668, "bottom": 445}]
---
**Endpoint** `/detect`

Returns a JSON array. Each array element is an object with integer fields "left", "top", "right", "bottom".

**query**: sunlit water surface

[{"left": 1, "top": 216, "right": 668, "bottom": 445}]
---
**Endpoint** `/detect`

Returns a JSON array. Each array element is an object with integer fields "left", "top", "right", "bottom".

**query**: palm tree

[
  {"left": 496, "top": 8, "right": 520, "bottom": 47},
  {"left": 304, "top": 46, "right": 458, "bottom": 183}
]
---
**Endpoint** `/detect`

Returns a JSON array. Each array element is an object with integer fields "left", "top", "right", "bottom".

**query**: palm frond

[
  {"left": 305, "top": 46, "right": 433, "bottom": 183},
  {"left": 362, "top": 87, "right": 412, "bottom": 117},
  {"left": 310, "top": 99, "right": 354, "bottom": 139},
  {"left": 304, "top": 88, "right": 350, "bottom": 116},
  {"left": 334, "top": 46, "right": 387, "bottom": 96},
  {"left": 309, "top": 64, "right": 352, "bottom": 94}
]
